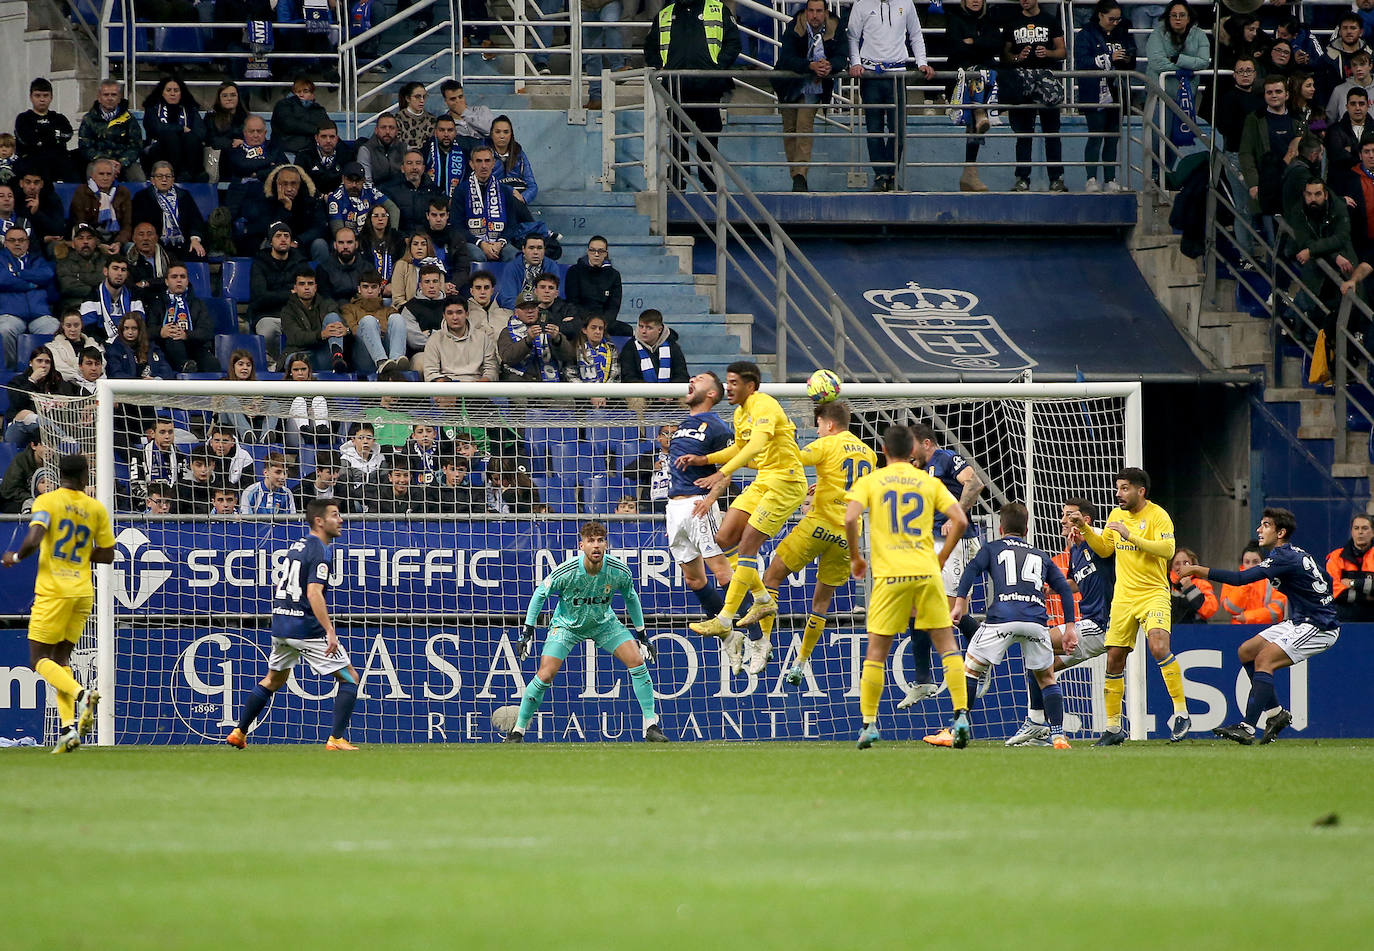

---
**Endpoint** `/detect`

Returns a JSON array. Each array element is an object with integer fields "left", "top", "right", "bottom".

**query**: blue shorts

[{"left": 542, "top": 622, "right": 634, "bottom": 660}]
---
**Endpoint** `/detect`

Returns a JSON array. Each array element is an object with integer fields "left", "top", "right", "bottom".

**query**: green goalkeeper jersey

[{"left": 524, "top": 553, "right": 645, "bottom": 632}]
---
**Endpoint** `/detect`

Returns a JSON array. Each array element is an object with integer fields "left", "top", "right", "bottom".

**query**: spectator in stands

[
  {"left": 295, "top": 120, "right": 354, "bottom": 196},
  {"left": 317, "top": 226, "right": 366, "bottom": 301},
  {"left": 1325, "top": 52, "right": 1372, "bottom": 124},
  {"left": 340, "top": 421, "right": 387, "bottom": 491},
  {"left": 498, "top": 234, "right": 561, "bottom": 309},
  {"left": 399, "top": 264, "right": 450, "bottom": 351},
  {"left": 389, "top": 150, "right": 442, "bottom": 233},
  {"left": 1218, "top": 541, "right": 1287, "bottom": 624},
  {"left": 365, "top": 455, "right": 429, "bottom": 514},
  {"left": 942, "top": 0, "right": 1002, "bottom": 194},
  {"left": 270, "top": 78, "right": 331, "bottom": 157},
  {"left": 129, "top": 415, "right": 182, "bottom": 503},
  {"left": 250, "top": 222, "right": 309, "bottom": 360},
  {"left": 78, "top": 80, "right": 145, "bottom": 182},
  {"left": 565, "top": 312, "right": 618, "bottom": 397},
  {"left": 222, "top": 115, "right": 279, "bottom": 217},
  {"left": 0, "top": 438, "right": 48, "bottom": 512},
  {"left": 15, "top": 79, "right": 73, "bottom": 183},
  {"left": 1276, "top": 16, "right": 1319, "bottom": 72},
  {"left": 175, "top": 446, "right": 219, "bottom": 515},
  {"left": 218, "top": 348, "right": 277, "bottom": 444},
  {"left": 429, "top": 453, "right": 477, "bottom": 513},
  {"left": 615, "top": 496, "right": 639, "bottom": 515},
  {"left": 281, "top": 265, "right": 349, "bottom": 372},
  {"left": 619, "top": 308, "right": 687, "bottom": 383},
  {"left": 16, "top": 167, "right": 66, "bottom": 255},
  {"left": 532, "top": 273, "right": 578, "bottom": 338},
  {"left": 151, "top": 261, "right": 218, "bottom": 372},
  {"left": 1145, "top": 3, "right": 1210, "bottom": 104},
  {"left": 140, "top": 78, "right": 207, "bottom": 182},
  {"left": 56, "top": 225, "right": 108, "bottom": 312},
  {"left": 205, "top": 423, "right": 254, "bottom": 486},
  {"left": 498, "top": 290, "right": 573, "bottom": 381},
  {"left": 1288, "top": 178, "right": 1357, "bottom": 338},
  {"left": 1003, "top": 0, "right": 1068, "bottom": 193},
  {"left": 391, "top": 232, "right": 439, "bottom": 308},
  {"left": 1327, "top": 513, "right": 1374, "bottom": 621},
  {"left": 1217, "top": 14, "right": 1264, "bottom": 71},
  {"left": 79, "top": 256, "right": 142, "bottom": 342},
  {"left": 1264, "top": 40, "right": 1295, "bottom": 82},
  {"left": 1342, "top": 138, "right": 1374, "bottom": 265},
  {"left": 646, "top": 0, "right": 742, "bottom": 190},
  {"left": 1215, "top": 56, "right": 1262, "bottom": 157},
  {"left": 1323, "top": 14, "right": 1372, "bottom": 85},
  {"left": 440, "top": 80, "right": 494, "bottom": 141},
  {"left": 4, "top": 346, "right": 71, "bottom": 445},
  {"left": 393, "top": 83, "right": 438, "bottom": 151},
  {"left": 406, "top": 423, "right": 442, "bottom": 486},
  {"left": 365, "top": 387, "right": 413, "bottom": 447},
  {"left": 1284, "top": 132, "right": 1328, "bottom": 214},
  {"left": 281, "top": 353, "right": 334, "bottom": 446},
  {"left": 776, "top": 0, "right": 847, "bottom": 193},
  {"left": 420, "top": 198, "right": 472, "bottom": 276},
  {"left": 143, "top": 482, "right": 173, "bottom": 515},
  {"left": 464, "top": 268, "right": 508, "bottom": 338},
  {"left": 295, "top": 448, "right": 343, "bottom": 511},
  {"left": 341, "top": 270, "right": 408, "bottom": 374},
  {"left": 49, "top": 308, "right": 102, "bottom": 382},
  {"left": 212, "top": 486, "right": 240, "bottom": 515},
  {"left": 105, "top": 313, "right": 175, "bottom": 380},
  {"left": 463, "top": 146, "right": 517, "bottom": 263},
  {"left": 423, "top": 296, "right": 498, "bottom": 382},
  {"left": 327, "top": 162, "right": 400, "bottom": 242},
  {"left": 1076, "top": 0, "right": 1135, "bottom": 193},
  {"left": 0, "top": 184, "right": 31, "bottom": 242},
  {"left": 241, "top": 164, "right": 327, "bottom": 257},
  {"left": 1326, "top": 90, "right": 1369, "bottom": 186},
  {"left": 126, "top": 221, "right": 175, "bottom": 309},
  {"left": 1240, "top": 76, "right": 1299, "bottom": 238},
  {"left": 485, "top": 455, "right": 542, "bottom": 514},
  {"left": 621, "top": 424, "right": 671, "bottom": 507},
  {"left": 358, "top": 114, "right": 407, "bottom": 192},
  {"left": 358, "top": 203, "right": 402, "bottom": 290},
  {"left": 241, "top": 451, "right": 297, "bottom": 514},
  {"left": 203, "top": 82, "right": 250, "bottom": 173},
  {"left": 563, "top": 235, "right": 625, "bottom": 332},
  {"left": 1289, "top": 72, "right": 1322, "bottom": 135},
  {"left": 0, "top": 225, "right": 58, "bottom": 366},
  {"left": 488, "top": 116, "right": 538, "bottom": 205},
  {"left": 425, "top": 116, "right": 468, "bottom": 206},
  {"left": 132, "top": 162, "right": 209, "bottom": 260},
  {"left": 69, "top": 158, "right": 132, "bottom": 254}
]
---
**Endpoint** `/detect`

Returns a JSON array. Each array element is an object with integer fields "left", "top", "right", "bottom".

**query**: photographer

[{"left": 497, "top": 290, "right": 574, "bottom": 382}]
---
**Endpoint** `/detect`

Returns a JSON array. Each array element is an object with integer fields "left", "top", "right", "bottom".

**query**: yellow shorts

[
  {"left": 867, "top": 574, "right": 951, "bottom": 638},
  {"left": 730, "top": 473, "right": 808, "bottom": 539},
  {"left": 28, "top": 595, "right": 94, "bottom": 645},
  {"left": 1105, "top": 594, "right": 1172, "bottom": 649},
  {"left": 775, "top": 514, "right": 851, "bottom": 587}
]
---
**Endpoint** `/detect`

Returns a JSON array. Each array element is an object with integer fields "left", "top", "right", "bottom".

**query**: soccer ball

[
  {"left": 490, "top": 705, "right": 520, "bottom": 734},
  {"left": 807, "top": 369, "right": 842, "bottom": 404}
]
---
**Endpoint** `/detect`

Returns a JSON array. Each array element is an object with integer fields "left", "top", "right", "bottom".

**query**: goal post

[{"left": 84, "top": 378, "right": 1144, "bottom": 746}]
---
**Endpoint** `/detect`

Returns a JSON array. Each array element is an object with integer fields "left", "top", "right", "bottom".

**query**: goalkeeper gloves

[
  {"left": 635, "top": 629, "right": 656, "bottom": 664},
  {"left": 516, "top": 624, "right": 535, "bottom": 661}
]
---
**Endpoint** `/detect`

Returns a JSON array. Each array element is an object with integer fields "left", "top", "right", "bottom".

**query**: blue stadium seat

[
  {"left": 545, "top": 485, "right": 579, "bottom": 514},
  {"left": 580, "top": 474, "right": 635, "bottom": 514},
  {"left": 550, "top": 440, "right": 599, "bottom": 482},
  {"left": 55, "top": 183, "right": 78, "bottom": 215},
  {"left": 203, "top": 297, "right": 238, "bottom": 336},
  {"left": 178, "top": 372, "right": 224, "bottom": 381},
  {"left": 0, "top": 444, "right": 19, "bottom": 474},
  {"left": 17, "top": 333, "right": 55, "bottom": 369},
  {"left": 221, "top": 257, "right": 253, "bottom": 303},
  {"left": 615, "top": 438, "right": 652, "bottom": 465},
  {"left": 215, "top": 333, "right": 268, "bottom": 372},
  {"left": 182, "top": 184, "right": 218, "bottom": 220},
  {"left": 184, "top": 261, "right": 212, "bottom": 300},
  {"left": 314, "top": 371, "right": 356, "bottom": 381}
]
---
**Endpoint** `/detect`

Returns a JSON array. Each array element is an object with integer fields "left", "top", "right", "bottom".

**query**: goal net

[{"left": 44, "top": 380, "right": 1142, "bottom": 745}]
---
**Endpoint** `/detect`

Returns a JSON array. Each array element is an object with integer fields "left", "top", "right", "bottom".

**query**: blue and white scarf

[
  {"left": 466, "top": 172, "right": 505, "bottom": 241},
  {"left": 97, "top": 282, "right": 133, "bottom": 339},
  {"left": 635, "top": 339, "right": 672, "bottom": 382},
  {"left": 153, "top": 102, "right": 187, "bottom": 132},
  {"left": 427, "top": 140, "right": 466, "bottom": 199},
  {"left": 371, "top": 246, "right": 394, "bottom": 280},
  {"left": 154, "top": 187, "right": 184, "bottom": 247},
  {"left": 802, "top": 27, "right": 826, "bottom": 100},
  {"left": 576, "top": 340, "right": 616, "bottom": 383},
  {"left": 88, "top": 177, "right": 119, "bottom": 234},
  {"left": 506, "top": 315, "right": 560, "bottom": 381},
  {"left": 164, "top": 293, "right": 191, "bottom": 331}
]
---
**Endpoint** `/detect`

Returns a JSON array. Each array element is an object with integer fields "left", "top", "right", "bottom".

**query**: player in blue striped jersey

[
  {"left": 1178, "top": 508, "right": 1340, "bottom": 745},
  {"left": 507, "top": 521, "right": 668, "bottom": 742}
]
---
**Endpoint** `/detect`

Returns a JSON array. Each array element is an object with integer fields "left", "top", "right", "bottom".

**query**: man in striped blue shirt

[
  {"left": 507, "top": 521, "right": 668, "bottom": 743},
  {"left": 240, "top": 451, "right": 297, "bottom": 515}
]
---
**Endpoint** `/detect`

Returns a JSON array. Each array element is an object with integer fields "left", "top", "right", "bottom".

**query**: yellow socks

[
  {"left": 941, "top": 650, "right": 968, "bottom": 710},
  {"left": 799, "top": 613, "right": 826, "bottom": 662},
  {"left": 722, "top": 555, "right": 760, "bottom": 618},
  {"left": 36, "top": 659, "right": 81, "bottom": 727},
  {"left": 1105, "top": 671, "right": 1125, "bottom": 731},
  {"left": 1157, "top": 653, "right": 1187, "bottom": 714},
  {"left": 860, "top": 659, "right": 884, "bottom": 722},
  {"left": 759, "top": 586, "right": 780, "bottom": 638}
]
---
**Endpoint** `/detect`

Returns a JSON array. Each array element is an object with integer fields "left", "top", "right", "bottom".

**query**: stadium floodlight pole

[{"left": 95, "top": 378, "right": 117, "bottom": 746}]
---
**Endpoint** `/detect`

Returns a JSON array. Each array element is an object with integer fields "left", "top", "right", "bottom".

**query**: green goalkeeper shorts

[{"left": 542, "top": 622, "right": 635, "bottom": 660}]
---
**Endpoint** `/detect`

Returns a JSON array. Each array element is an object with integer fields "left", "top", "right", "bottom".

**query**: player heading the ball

[{"left": 507, "top": 520, "right": 667, "bottom": 743}]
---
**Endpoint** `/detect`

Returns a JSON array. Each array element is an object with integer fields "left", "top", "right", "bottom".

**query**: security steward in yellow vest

[{"left": 644, "top": 0, "right": 742, "bottom": 189}]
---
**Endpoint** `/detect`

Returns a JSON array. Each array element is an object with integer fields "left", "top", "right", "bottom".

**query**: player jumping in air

[
  {"left": 227, "top": 498, "right": 362, "bottom": 751},
  {"left": 1178, "top": 508, "right": 1339, "bottom": 745},
  {"left": 2, "top": 454, "right": 115, "bottom": 754},
  {"left": 682, "top": 362, "right": 807, "bottom": 669},
  {"left": 507, "top": 520, "right": 667, "bottom": 743},
  {"left": 1071, "top": 467, "right": 1191, "bottom": 745},
  {"left": 845, "top": 425, "right": 970, "bottom": 749},
  {"left": 761, "top": 400, "right": 876, "bottom": 684},
  {"left": 930, "top": 502, "right": 1077, "bottom": 749},
  {"left": 1006, "top": 497, "right": 1115, "bottom": 746}
]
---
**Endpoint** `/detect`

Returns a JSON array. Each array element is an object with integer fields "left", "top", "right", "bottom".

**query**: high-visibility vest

[{"left": 657, "top": 0, "right": 725, "bottom": 64}]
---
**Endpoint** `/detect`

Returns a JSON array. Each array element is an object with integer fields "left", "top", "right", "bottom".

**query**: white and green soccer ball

[
  {"left": 806, "top": 368, "right": 842, "bottom": 404},
  {"left": 491, "top": 705, "right": 521, "bottom": 735}
]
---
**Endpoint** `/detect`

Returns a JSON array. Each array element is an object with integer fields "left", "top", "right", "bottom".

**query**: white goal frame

[{"left": 92, "top": 379, "right": 1146, "bottom": 744}]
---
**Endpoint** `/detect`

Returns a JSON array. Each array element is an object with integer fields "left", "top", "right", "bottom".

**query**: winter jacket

[
  {"left": 104, "top": 338, "right": 177, "bottom": 380},
  {"left": 425, "top": 224, "right": 473, "bottom": 278},
  {"left": 1220, "top": 574, "right": 1287, "bottom": 625},
  {"left": 148, "top": 289, "right": 217, "bottom": 349},
  {"left": 491, "top": 149, "right": 539, "bottom": 203},
  {"left": 269, "top": 94, "right": 332, "bottom": 155},
  {"left": 317, "top": 253, "right": 367, "bottom": 302},
  {"left": 280, "top": 293, "right": 343, "bottom": 351},
  {"left": 643, "top": 0, "right": 742, "bottom": 98},
  {"left": 240, "top": 165, "right": 328, "bottom": 251},
  {"left": 773, "top": 10, "right": 848, "bottom": 104},
  {"left": 389, "top": 258, "right": 429, "bottom": 309},
  {"left": 1214, "top": 80, "right": 1264, "bottom": 153},
  {"left": 1075, "top": 20, "right": 1137, "bottom": 105},
  {"left": 1326, "top": 540, "right": 1374, "bottom": 621},
  {"left": 49, "top": 331, "right": 103, "bottom": 383},
  {"left": 68, "top": 183, "right": 133, "bottom": 246},
  {"left": 386, "top": 175, "right": 443, "bottom": 234},
  {"left": 392, "top": 109, "right": 438, "bottom": 152},
  {"left": 77, "top": 100, "right": 144, "bottom": 170},
  {"left": 400, "top": 294, "right": 448, "bottom": 336},
  {"left": 565, "top": 339, "right": 620, "bottom": 383},
  {"left": 0, "top": 446, "right": 43, "bottom": 513},
  {"left": 1170, "top": 572, "right": 1217, "bottom": 624},
  {"left": 202, "top": 109, "right": 247, "bottom": 151},
  {"left": 22, "top": 188, "right": 67, "bottom": 254},
  {"left": 563, "top": 255, "right": 624, "bottom": 328},
  {"left": 1238, "top": 109, "right": 1299, "bottom": 189},
  {"left": 0, "top": 249, "right": 56, "bottom": 320},
  {"left": 1324, "top": 115, "right": 1369, "bottom": 188},
  {"left": 340, "top": 295, "right": 400, "bottom": 335},
  {"left": 293, "top": 141, "right": 357, "bottom": 195},
  {"left": 422, "top": 320, "right": 499, "bottom": 381},
  {"left": 5, "top": 372, "right": 73, "bottom": 426},
  {"left": 339, "top": 441, "right": 388, "bottom": 487},
  {"left": 945, "top": 3, "right": 1004, "bottom": 72},
  {"left": 131, "top": 184, "right": 208, "bottom": 244},
  {"left": 497, "top": 317, "right": 575, "bottom": 382},
  {"left": 15, "top": 109, "right": 74, "bottom": 172},
  {"left": 248, "top": 246, "right": 308, "bottom": 320},
  {"left": 141, "top": 102, "right": 206, "bottom": 152},
  {"left": 221, "top": 141, "right": 280, "bottom": 185},
  {"left": 618, "top": 325, "right": 689, "bottom": 383},
  {"left": 1287, "top": 194, "right": 1356, "bottom": 264},
  {"left": 357, "top": 134, "right": 408, "bottom": 191},
  {"left": 497, "top": 256, "right": 565, "bottom": 309},
  {"left": 1322, "top": 37, "right": 1373, "bottom": 86},
  {"left": 1145, "top": 24, "right": 1210, "bottom": 99}
]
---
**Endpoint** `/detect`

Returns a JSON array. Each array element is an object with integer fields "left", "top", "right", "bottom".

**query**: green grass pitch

[{"left": 3, "top": 740, "right": 1372, "bottom": 951}]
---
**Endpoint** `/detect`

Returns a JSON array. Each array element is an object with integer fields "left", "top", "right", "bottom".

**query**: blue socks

[
  {"left": 1026, "top": 670, "right": 1044, "bottom": 714},
  {"left": 628, "top": 663, "right": 658, "bottom": 724},
  {"left": 909, "top": 625, "right": 934, "bottom": 685},
  {"left": 236, "top": 683, "right": 275, "bottom": 733},
  {"left": 691, "top": 582, "right": 725, "bottom": 618},
  {"left": 1042, "top": 683, "right": 1065, "bottom": 733},
  {"left": 331, "top": 679, "right": 358, "bottom": 739},
  {"left": 965, "top": 674, "right": 981, "bottom": 713},
  {"left": 515, "top": 676, "right": 550, "bottom": 731},
  {"left": 1245, "top": 671, "right": 1278, "bottom": 727}
]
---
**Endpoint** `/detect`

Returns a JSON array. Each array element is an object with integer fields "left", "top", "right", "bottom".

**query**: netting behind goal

[{"left": 46, "top": 381, "right": 1134, "bottom": 745}]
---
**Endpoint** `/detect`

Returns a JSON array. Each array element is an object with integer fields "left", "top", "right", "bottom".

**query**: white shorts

[
  {"left": 666, "top": 495, "right": 724, "bottom": 564},
  {"left": 941, "top": 532, "right": 981, "bottom": 597},
  {"left": 268, "top": 636, "right": 352, "bottom": 677},
  {"left": 1058, "top": 617, "right": 1107, "bottom": 667},
  {"left": 966, "top": 620, "right": 1055, "bottom": 672},
  {"left": 1259, "top": 619, "right": 1340, "bottom": 665}
]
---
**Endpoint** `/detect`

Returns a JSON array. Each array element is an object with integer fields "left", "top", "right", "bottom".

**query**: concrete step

[{"left": 1333, "top": 462, "right": 1373, "bottom": 479}]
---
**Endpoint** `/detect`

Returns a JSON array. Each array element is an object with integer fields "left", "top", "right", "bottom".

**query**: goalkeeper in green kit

[{"left": 506, "top": 521, "right": 669, "bottom": 743}]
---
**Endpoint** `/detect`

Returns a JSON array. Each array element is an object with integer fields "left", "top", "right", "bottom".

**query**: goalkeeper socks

[
  {"left": 721, "top": 555, "right": 760, "bottom": 620},
  {"left": 1157, "top": 653, "right": 1188, "bottom": 714},
  {"left": 515, "top": 676, "right": 550, "bottom": 731},
  {"left": 1244, "top": 671, "right": 1279, "bottom": 728},
  {"left": 237, "top": 683, "right": 275, "bottom": 733},
  {"left": 1041, "top": 683, "right": 1065, "bottom": 733},
  {"left": 941, "top": 650, "right": 967, "bottom": 711},
  {"left": 1027, "top": 670, "right": 1045, "bottom": 718},
  {"left": 331, "top": 680, "right": 359, "bottom": 739},
  {"left": 628, "top": 663, "right": 657, "bottom": 724},
  {"left": 908, "top": 626, "right": 934, "bottom": 685},
  {"left": 1104, "top": 671, "right": 1125, "bottom": 732},
  {"left": 690, "top": 582, "right": 725, "bottom": 618},
  {"left": 799, "top": 613, "right": 826, "bottom": 663},
  {"left": 859, "top": 659, "right": 884, "bottom": 723}
]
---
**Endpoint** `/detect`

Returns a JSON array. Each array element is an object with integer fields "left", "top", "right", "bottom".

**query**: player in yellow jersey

[
  {"left": 1069, "top": 466, "right": 1190, "bottom": 745},
  {"left": 681, "top": 361, "right": 809, "bottom": 662},
  {"left": 1, "top": 454, "right": 115, "bottom": 753},
  {"left": 741, "top": 399, "right": 877, "bottom": 683},
  {"left": 844, "top": 425, "right": 971, "bottom": 749}
]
